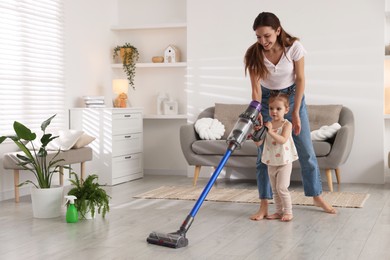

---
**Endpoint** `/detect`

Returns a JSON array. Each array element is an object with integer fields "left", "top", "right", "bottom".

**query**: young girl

[
  {"left": 255, "top": 93, "right": 298, "bottom": 222},
  {"left": 245, "top": 12, "right": 336, "bottom": 220}
]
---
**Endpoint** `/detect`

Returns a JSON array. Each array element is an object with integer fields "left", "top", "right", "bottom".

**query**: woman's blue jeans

[{"left": 257, "top": 85, "right": 323, "bottom": 199}]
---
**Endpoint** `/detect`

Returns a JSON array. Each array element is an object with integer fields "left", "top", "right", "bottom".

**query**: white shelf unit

[
  {"left": 143, "top": 114, "right": 187, "bottom": 119},
  {"left": 69, "top": 108, "right": 144, "bottom": 186},
  {"left": 111, "top": 62, "right": 187, "bottom": 68},
  {"left": 111, "top": 23, "right": 186, "bottom": 31},
  {"left": 111, "top": 23, "right": 187, "bottom": 117}
]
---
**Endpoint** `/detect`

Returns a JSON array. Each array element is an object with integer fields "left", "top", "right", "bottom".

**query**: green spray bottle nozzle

[
  {"left": 65, "top": 195, "right": 77, "bottom": 204},
  {"left": 65, "top": 195, "right": 78, "bottom": 223}
]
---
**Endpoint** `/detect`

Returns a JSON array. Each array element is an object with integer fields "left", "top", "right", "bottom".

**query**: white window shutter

[{"left": 0, "top": 0, "right": 65, "bottom": 134}]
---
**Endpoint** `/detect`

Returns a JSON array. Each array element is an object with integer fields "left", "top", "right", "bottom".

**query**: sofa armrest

[
  {"left": 319, "top": 124, "right": 354, "bottom": 169},
  {"left": 180, "top": 124, "right": 199, "bottom": 164}
]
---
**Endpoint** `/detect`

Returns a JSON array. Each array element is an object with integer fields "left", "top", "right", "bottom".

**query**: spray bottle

[{"left": 65, "top": 195, "right": 78, "bottom": 223}]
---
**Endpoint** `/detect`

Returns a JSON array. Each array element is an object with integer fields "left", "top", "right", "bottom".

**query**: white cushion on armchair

[{"left": 194, "top": 118, "right": 225, "bottom": 140}]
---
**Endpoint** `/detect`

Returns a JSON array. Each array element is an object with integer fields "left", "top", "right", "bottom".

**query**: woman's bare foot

[
  {"left": 313, "top": 196, "right": 336, "bottom": 214},
  {"left": 281, "top": 214, "right": 293, "bottom": 222},
  {"left": 250, "top": 200, "right": 268, "bottom": 221},
  {"left": 266, "top": 213, "right": 282, "bottom": 220}
]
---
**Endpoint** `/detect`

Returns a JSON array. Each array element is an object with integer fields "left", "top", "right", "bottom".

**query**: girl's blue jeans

[{"left": 257, "top": 85, "right": 323, "bottom": 199}]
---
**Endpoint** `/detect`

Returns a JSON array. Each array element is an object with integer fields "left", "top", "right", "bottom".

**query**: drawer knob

[
  {"left": 125, "top": 156, "right": 132, "bottom": 159},
  {"left": 124, "top": 114, "right": 131, "bottom": 118},
  {"left": 124, "top": 135, "right": 132, "bottom": 138}
]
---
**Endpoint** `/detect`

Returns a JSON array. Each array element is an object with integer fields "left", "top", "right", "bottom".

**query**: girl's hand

[
  {"left": 292, "top": 112, "right": 301, "bottom": 135},
  {"left": 264, "top": 121, "right": 272, "bottom": 130}
]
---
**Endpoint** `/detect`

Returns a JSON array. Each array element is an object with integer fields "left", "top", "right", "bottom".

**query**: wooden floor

[{"left": 1, "top": 175, "right": 390, "bottom": 260}]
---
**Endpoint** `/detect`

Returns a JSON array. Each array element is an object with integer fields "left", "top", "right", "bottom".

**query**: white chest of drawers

[{"left": 69, "top": 108, "right": 143, "bottom": 185}]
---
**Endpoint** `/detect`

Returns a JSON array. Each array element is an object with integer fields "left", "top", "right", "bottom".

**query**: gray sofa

[{"left": 180, "top": 104, "right": 354, "bottom": 191}]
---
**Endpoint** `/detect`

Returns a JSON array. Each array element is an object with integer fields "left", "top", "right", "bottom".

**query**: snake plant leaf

[
  {"left": 13, "top": 121, "right": 36, "bottom": 141},
  {"left": 41, "top": 114, "right": 56, "bottom": 132}
]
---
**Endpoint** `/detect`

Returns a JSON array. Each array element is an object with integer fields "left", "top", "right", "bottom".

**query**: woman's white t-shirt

[{"left": 260, "top": 40, "right": 306, "bottom": 90}]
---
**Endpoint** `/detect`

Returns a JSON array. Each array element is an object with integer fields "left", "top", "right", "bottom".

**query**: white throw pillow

[
  {"left": 195, "top": 118, "right": 225, "bottom": 140},
  {"left": 72, "top": 133, "right": 96, "bottom": 149},
  {"left": 49, "top": 129, "right": 84, "bottom": 151},
  {"left": 311, "top": 123, "right": 341, "bottom": 141}
]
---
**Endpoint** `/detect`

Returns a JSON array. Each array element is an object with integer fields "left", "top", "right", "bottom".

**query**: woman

[{"left": 244, "top": 12, "right": 336, "bottom": 220}]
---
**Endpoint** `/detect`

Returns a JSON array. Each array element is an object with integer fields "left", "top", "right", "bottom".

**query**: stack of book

[{"left": 83, "top": 96, "right": 105, "bottom": 108}]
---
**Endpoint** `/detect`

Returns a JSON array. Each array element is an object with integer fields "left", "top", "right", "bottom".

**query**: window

[{"left": 0, "top": 0, "right": 65, "bottom": 135}]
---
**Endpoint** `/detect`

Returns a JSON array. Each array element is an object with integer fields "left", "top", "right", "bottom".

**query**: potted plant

[
  {"left": 113, "top": 42, "right": 140, "bottom": 89},
  {"left": 67, "top": 172, "right": 110, "bottom": 219},
  {"left": 0, "top": 115, "right": 64, "bottom": 218}
]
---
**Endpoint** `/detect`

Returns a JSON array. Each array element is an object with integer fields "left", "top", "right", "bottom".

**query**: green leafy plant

[
  {"left": 113, "top": 42, "right": 140, "bottom": 89},
  {"left": 67, "top": 172, "right": 111, "bottom": 219},
  {"left": 0, "top": 115, "right": 63, "bottom": 188}
]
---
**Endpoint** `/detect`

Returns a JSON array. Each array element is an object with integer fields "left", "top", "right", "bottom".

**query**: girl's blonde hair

[{"left": 269, "top": 92, "right": 289, "bottom": 109}]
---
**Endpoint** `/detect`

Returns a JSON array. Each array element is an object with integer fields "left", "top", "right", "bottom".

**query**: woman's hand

[
  {"left": 254, "top": 113, "right": 263, "bottom": 131},
  {"left": 292, "top": 111, "right": 301, "bottom": 135}
]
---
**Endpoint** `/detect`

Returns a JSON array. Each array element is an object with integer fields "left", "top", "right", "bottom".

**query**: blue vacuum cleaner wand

[{"left": 146, "top": 100, "right": 265, "bottom": 248}]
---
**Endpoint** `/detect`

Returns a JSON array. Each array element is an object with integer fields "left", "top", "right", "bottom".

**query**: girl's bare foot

[
  {"left": 281, "top": 214, "right": 293, "bottom": 222},
  {"left": 266, "top": 213, "right": 282, "bottom": 220},
  {"left": 250, "top": 200, "right": 268, "bottom": 221},
  {"left": 313, "top": 196, "right": 336, "bottom": 214}
]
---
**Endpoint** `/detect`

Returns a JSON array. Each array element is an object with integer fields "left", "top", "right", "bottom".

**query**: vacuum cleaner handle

[{"left": 252, "top": 125, "right": 268, "bottom": 142}]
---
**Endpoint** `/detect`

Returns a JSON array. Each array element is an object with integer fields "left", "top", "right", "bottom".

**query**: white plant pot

[
  {"left": 84, "top": 209, "right": 96, "bottom": 220},
  {"left": 82, "top": 200, "right": 99, "bottom": 220},
  {"left": 30, "top": 186, "right": 64, "bottom": 218}
]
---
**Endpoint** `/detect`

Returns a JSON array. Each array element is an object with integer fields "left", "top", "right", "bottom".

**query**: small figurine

[
  {"left": 164, "top": 45, "right": 180, "bottom": 63},
  {"left": 115, "top": 92, "right": 128, "bottom": 108}
]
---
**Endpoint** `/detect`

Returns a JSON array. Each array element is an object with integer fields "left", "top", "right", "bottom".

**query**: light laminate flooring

[{"left": 1, "top": 175, "right": 390, "bottom": 260}]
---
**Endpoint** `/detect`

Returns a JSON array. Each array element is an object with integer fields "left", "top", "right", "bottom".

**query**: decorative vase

[
  {"left": 30, "top": 186, "right": 64, "bottom": 218},
  {"left": 157, "top": 92, "right": 169, "bottom": 115}
]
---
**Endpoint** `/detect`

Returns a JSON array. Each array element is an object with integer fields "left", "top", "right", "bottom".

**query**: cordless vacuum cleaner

[{"left": 146, "top": 100, "right": 267, "bottom": 248}]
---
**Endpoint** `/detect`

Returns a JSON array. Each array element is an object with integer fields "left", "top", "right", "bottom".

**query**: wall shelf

[
  {"left": 112, "top": 62, "right": 187, "bottom": 68},
  {"left": 111, "top": 23, "right": 187, "bottom": 31}
]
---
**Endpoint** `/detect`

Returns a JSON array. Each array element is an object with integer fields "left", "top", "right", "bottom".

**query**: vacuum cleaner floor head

[{"left": 146, "top": 231, "right": 188, "bottom": 248}]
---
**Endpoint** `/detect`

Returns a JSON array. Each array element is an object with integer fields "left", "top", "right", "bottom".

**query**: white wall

[
  {"left": 0, "top": 0, "right": 386, "bottom": 201},
  {"left": 187, "top": 0, "right": 385, "bottom": 184},
  {"left": 64, "top": 0, "right": 116, "bottom": 109}
]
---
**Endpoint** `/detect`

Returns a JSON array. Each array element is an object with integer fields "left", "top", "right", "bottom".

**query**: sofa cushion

[
  {"left": 307, "top": 105, "right": 343, "bottom": 131},
  {"left": 192, "top": 140, "right": 258, "bottom": 156},
  {"left": 192, "top": 139, "right": 331, "bottom": 157},
  {"left": 311, "top": 123, "right": 341, "bottom": 141},
  {"left": 214, "top": 103, "right": 248, "bottom": 139},
  {"left": 72, "top": 133, "right": 96, "bottom": 149}
]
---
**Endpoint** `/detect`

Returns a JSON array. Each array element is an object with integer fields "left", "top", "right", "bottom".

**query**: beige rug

[{"left": 134, "top": 186, "right": 370, "bottom": 208}]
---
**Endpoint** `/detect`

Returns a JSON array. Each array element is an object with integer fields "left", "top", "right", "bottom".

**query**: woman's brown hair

[{"left": 244, "top": 12, "right": 299, "bottom": 81}]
